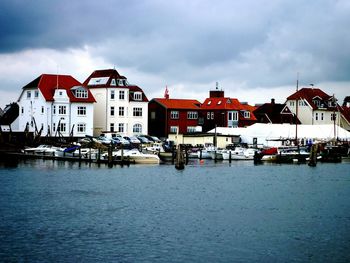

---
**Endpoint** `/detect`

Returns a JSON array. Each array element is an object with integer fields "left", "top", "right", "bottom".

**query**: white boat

[
  {"left": 197, "top": 145, "right": 216, "bottom": 159},
  {"left": 104, "top": 148, "right": 160, "bottom": 164},
  {"left": 221, "top": 147, "right": 257, "bottom": 160},
  {"left": 24, "top": 145, "right": 62, "bottom": 155},
  {"left": 55, "top": 147, "right": 98, "bottom": 159}
]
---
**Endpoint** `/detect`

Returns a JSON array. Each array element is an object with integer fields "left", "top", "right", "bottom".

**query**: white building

[
  {"left": 83, "top": 69, "right": 149, "bottom": 136},
  {"left": 17, "top": 74, "right": 95, "bottom": 137},
  {"left": 285, "top": 87, "right": 345, "bottom": 126}
]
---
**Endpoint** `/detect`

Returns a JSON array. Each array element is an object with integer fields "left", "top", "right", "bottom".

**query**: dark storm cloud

[{"left": 1, "top": 0, "right": 350, "bottom": 90}]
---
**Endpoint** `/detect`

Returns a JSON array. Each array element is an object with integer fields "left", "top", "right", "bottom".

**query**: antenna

[
  {"left": 216, "top": 81, "right": 219, "bottom": 90},
  {"left": 56, "top": 64, "right": 59, "bottom": 89}
]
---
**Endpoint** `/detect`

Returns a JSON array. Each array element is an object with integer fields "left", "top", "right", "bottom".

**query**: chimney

[{"left": 271, "top": 98, "right": 275, "bottom": 104}]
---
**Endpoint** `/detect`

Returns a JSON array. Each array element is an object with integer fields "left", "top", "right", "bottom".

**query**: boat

[
  {"left": 104, "top": 148, "right": 160, "bottom": 164},
  {"left": 197, "top": 144, "right": 216, "bottom": 159},
  {"left": 221, "top": 147, "right": 257, "bottom": 160},
  {"left": 24, "top": 145, "right": 62, "bottom": 155}
]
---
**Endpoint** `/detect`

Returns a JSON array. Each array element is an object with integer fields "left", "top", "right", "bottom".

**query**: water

[{"left": 0, "top": 159, "right": 349, "bottom": 262}]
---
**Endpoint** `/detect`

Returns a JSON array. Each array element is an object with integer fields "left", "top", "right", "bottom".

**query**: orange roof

[{"left": 153, "top": 98, "right": 201, "bottom": 109}]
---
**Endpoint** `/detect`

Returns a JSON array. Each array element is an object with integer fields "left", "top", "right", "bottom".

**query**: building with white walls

[
  {"left": 17, "top": 74, "right": 95, "bottom": 137},
  {"left": 83, "top": 69, "right": 149, "bottom": 136}
]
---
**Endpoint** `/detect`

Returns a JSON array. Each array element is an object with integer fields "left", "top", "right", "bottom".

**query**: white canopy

[{"left": 209, "top": 124, "right": 350, "bottom": 147}]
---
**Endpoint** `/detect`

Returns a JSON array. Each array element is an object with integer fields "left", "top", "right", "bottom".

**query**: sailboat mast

[{"left": 295, "top": 73, "right": 299, "bottom": 146}]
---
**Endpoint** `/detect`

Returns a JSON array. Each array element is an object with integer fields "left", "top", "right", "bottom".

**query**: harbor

[{"left": 0, "top": 158, "right": 349, "bottom": 262}]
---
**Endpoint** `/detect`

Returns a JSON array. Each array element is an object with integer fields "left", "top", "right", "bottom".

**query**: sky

[{"left": 0, "top": 0, "right": 349, "bottom": 109}]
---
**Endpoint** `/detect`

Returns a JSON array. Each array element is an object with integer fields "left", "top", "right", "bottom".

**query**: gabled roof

[
  {"left": 254, "top": 102, "right": 298, "bottom": 123},
  {"left": 339, "top": 106, "right": 350, "bottom": 125},
  {"left": 239, "top": 103, "right": 257, "bottom": 121},
  {"left": 129, "top": 86, "right": 149, "bottom": 102},
  {"left": 152, "top": 98, "right": 201, "bottom": 110},
  {"left": 286, "top": 87, "right": 333, "bottom": 110},
  {"left": 83, "top": 69, "right": 126, "bottom": 88},
  {"left": 201, "top": 97, "right": 241, "bottom": 110},
  {"left": 22, "top": 74, "right": 95, "bottom": 103}
]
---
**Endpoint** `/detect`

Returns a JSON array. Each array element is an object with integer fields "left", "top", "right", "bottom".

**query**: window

[
  {"left": 211, "top": 112, "right": 214, "bottom": 119},
  {"left": 187, "top": 126, "right": 196, "bottom": 133},
  {"left": 133, "top": 92, "right": 142, "bottom": 101},
  {"left": 77, "top": 123, "right": 86, "bottom": 133},
  {"left": 290, "top": 101, "right": 294, "bottom": 106},
  {"left": 118, "top": 123, "right": 124, "bottom": 133},
  {"left": 171, "top": 111, "right": 179, "bottom": 119},
  {"left": 110, "top": 106, "right": 115, "bottom": 116},
  {"left": 41, "top": 106, "right": 44, "bottom": 114},
  {"left": 77, "top": 106, "right": 86, "bottom": 116},
  {"left": 151, "top": 111, "right": 156, "bottom": 120},
  {"left": 59, "top": 91, "right": 63, "bottom": 96},
  {"left": 315, "top": 113, "right": 318, "bottom": 121},
  {"left": 207, "top": 112, "right": 210, "bottom": 120},
  {"left": 27, "top": 91, "right": 31, "bottom": 98},
  {"left": 170, "top": 126, "right": 178, "bottom": 134},
  {"left": 244, "top": 111, "right": 250, "bottom": 118},
  {"left": 74, "top": 88, "right": 88, "bottom": 98},
  {"left": 21, "top": 107, "right": 24, "bottom": 114},
  {"left": 313, "top": 100, "right": 321, "bottom": 107},
  {"left": 119, "top": 106, "right": 124, "bottom": 116},
  {"left": 59, "top": 123, "right": 66, "bottom": 133},
  {"left": 331, "top": 113, "right": 336, "bottom": 121},
  {"left": 228, "top": 111, "right": 238, "bottom": 121},
  {"left": 53, "top": 123, "right": 56, "bottom": 132},
  {"left": 119, "top": 90, "right": 125, "bottom": 100},
  {"left": 321, "top": 113, "right": 324, "bottom": 121},
  {"left": 133, "top": 123, "right": 142, "bottom": 133},
  {"left": 53, "top": 106, "right": 56, "bottom": 114},
  {"left": 110, "top": 123, "right": 115, "bottom": 132},
  {"left": 111, "top": 79, "right": 116, "bottom": 86},
  {"left": 35, "top": 90, "right": 39, "bottom": 98},
  {"left": 110, "top": 90, "right": 115, "bottom": 100},
  {"left": 187, "top": 111, "right": 198, "bottom": 119},
  {"left": 133, "top": 107, "right": 142, "bottom": 117},
  {"left": 58, "top": 106, "right": 66, "bottom": 115}
]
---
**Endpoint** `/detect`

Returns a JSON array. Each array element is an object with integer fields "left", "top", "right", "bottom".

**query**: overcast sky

[{"left": 1, "top": 0, "right": 349, "bottom": 108}]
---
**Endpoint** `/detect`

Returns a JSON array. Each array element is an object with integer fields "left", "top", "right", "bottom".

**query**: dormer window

[
  {"left": 72, "top": 86, "right": 88, "bottom": 98},
  {"left": 217, "top": 100, "right": 222, "bottom": 105},
  {"left": 244, "top": 111, "right": 250, "bottom": 118},
  {"left": 207, "top": 100, "right": 211, "bottom": 105},
  {"left": 111, "top": 79, "right": 116, "bottom": 86},
  {"left": 134, "top": 92, "right": 142, "bottom": 101},
  {"left": 313, "top": 99, "right": 321, "bottom": 107}
]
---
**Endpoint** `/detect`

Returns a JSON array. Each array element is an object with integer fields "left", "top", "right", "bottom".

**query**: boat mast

[{"left": 295, "top": 73, "right": 299, "bottom": 146}]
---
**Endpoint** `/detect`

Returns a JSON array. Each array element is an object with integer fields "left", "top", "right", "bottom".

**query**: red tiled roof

[
  {"left": 240, "top": 103, "right": 257, "bottom": 121},
  {"left": 153, "top": 98, "right": 201, "bottom": 109},
  {"left": 201, "top": 97, "right": 241, "bottom": 110},
  {"left": 287, "top": 87, "right": 332, "bottom": 109},
  {"left": 22, "top": 74, "right": 95, "bottom": 103}
]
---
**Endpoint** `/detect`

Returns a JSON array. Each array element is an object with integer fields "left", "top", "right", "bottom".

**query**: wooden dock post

[{"left": 229, "top": 150, "right": 232, "bottom": 163}]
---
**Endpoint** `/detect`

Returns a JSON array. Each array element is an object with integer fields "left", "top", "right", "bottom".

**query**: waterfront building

[
  {"left": 286, "top": 87, "right": 350, "bottom": 131},
  {"left": 253, "top": 98, "right": 298, "bottom": 124},
  {"left": 83, "top": 69, "right": 149, "bottom": 136},
  {"left": 17, "top": 74, "right": 95, "bottom": 137},
  {"left": 148, "top": 97, "right": 201, "bottom": 139},
  {"left": 200, "top": 88, "right": 257, "bottom": 132}
]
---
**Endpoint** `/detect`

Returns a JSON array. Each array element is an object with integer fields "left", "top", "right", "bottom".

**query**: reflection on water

[{"left": 0, "top": 159, "right": 349, "bottom": 262}]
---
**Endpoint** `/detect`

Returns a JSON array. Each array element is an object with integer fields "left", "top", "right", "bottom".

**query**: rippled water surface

[{"left": 0, "top": 159, "right": 350, "bottom": 262}]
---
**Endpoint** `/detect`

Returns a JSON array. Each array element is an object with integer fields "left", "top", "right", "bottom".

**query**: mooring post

[{"left": 229, "top": 150, "right": 232, "bottom": 163}]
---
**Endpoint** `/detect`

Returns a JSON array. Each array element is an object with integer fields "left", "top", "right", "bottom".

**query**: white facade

[
  {"left": 90, "top": 87, "right": 148, "bottom": 136},
  {"left": 17, "top": 85, "right": 94, "bottom": 137},
  {"left": 85, "top": 70, "right": 149, "bottom": 136},
  {"left": 286, "top": 99, "right": 340, "bottom": 125}
]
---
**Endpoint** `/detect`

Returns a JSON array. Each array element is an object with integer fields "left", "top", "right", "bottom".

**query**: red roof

[
  {"left": 22, "top": 74, "right": 95, "bottom": 103},
  {"left": 153, "top": 98, "right": 201, "bottom": 109},
  {"left": 340, "top": 106, "right": 350, "bottom": 124},
  {"left": 201, "top": 97, "right": 241, "bottom": 110},
  {"left": 129, "top": 85, "right": 149, "bottom": 102},
  {"left": 287, "top": 87, "right": 333, "bottom": 110},
  {"left": 83, "top": 69, "right": 126, "bottom": 88},
  {"left": 240, "top": 103, "right": 257, "bottom": 121}
]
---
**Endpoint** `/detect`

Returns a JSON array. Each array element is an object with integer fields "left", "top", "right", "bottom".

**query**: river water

[{"left": 0, "top": 159, "right": 349, "bottom": 262}]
